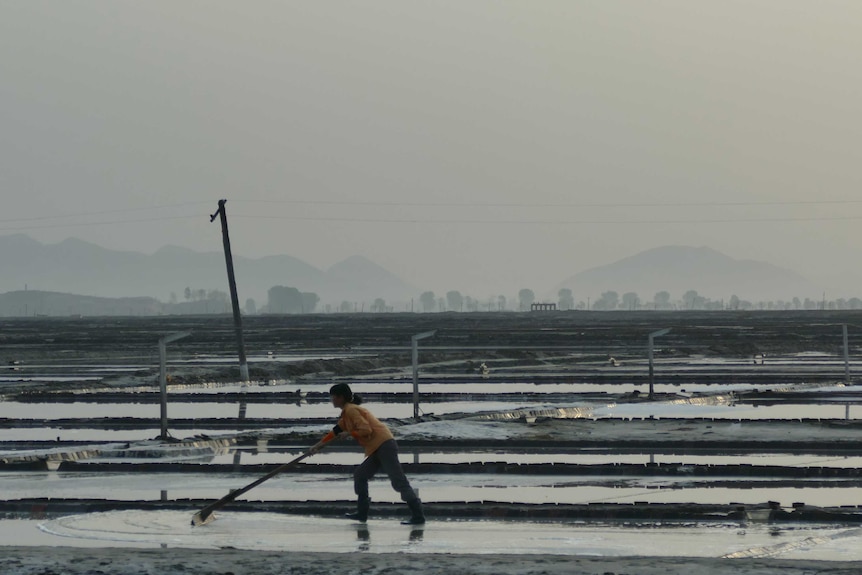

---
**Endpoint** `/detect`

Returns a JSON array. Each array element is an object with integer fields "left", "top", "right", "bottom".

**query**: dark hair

[{"left": 330, "top": 383, "right": 363, "bottom": 405}]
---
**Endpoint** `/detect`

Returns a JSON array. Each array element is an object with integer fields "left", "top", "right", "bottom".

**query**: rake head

[{"left": 190, "top": 509, "right": 216, "bottom": 527}]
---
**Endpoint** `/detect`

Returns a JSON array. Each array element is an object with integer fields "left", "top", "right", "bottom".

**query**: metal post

[
  {"left": 159, "top": 339, "right": 167, "bottom": 440},
  {"left": 211, "top": 200, "right": 250, "bottom": 382},
  {"left": 412, "top": 339, "right": 419, "bottom": 418},
  {"left": 158, "top": 331, "right": 191, "bottom": 441},
  {"left": 648, "top": 328, "right": 671, "bottom": 400},
  {"left": 411, "top": 330, "right": 437, "bottom": 421},
  {"left": 843, "top": 324, "right": 850, "bottom": 385},
  {"left": 648, "top": 336, "right": 654, "bottom": 398}
]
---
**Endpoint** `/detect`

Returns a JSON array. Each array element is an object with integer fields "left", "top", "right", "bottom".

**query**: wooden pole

[{"left": 211, "top": 200, "right": 249, "bottom": 382}]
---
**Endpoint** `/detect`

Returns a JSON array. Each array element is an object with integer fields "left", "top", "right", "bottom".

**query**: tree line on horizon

[
  {"left": 246, "top": 286, "right": 862, "bottom": 314},
  {"left": 322, "top": 289, "right": 862, "bottom": 313},
  {"left": 3, "top": 284, "right": 862, "bottom": 317}
]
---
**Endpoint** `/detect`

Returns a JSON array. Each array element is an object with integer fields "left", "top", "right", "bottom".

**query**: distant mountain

[
  {"left": 327, "top": 255, "right": 413, "bottom": 302},
  {"left": 557, "top": 245, "right": 819, "bottom": 302},
  {"left": 0, "top": 234, "right": 416, "bottom": 307}
]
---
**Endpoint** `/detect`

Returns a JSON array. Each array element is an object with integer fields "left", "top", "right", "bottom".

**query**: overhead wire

[
  {"left": 4, "top": 198, "right": 861, "bottom": 232},
  {"left": 229, "top": 214, "right": 862, "bottom": 225},
  {"left": 230, "top": 197, "right": 862, "bottom": 224},
  {"left": 0, "top": 214, "right": 204, "bottom": 233},
  {"left": 232, "top": 198, "right": 862, "bottom": 209},
  {"left": 0, "top": 201, "right": 213, "bottom": 224}
]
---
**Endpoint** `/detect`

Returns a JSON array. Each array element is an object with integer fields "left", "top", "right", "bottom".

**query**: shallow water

[
  {"left": 211, "top": 449, "right": 862, "bottom": 469},
  {"left": 2, "top": 470, "right": 862, "bottom": 508},
  {"left": 0, "top": 396, "right": 857, "bottom": 423},
  {"left": 2, "top": 511, "right": 857, "bottom": 559},
  {"left": 0, "top": 426, "right": 325, "bottom": 443},
  {"left": 0, "top": 400, "right": 544, "bottom": 420}
]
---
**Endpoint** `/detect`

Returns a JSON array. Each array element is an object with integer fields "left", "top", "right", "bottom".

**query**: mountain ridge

[
  {"left": 557, "top": 245, "right": 818, "bottom": 302},
  {"left": 0, "top": 236, "right": 820, "bottom": 309},
  {"left": 0, "top": 234, "right": 416, "bottom": 306}
]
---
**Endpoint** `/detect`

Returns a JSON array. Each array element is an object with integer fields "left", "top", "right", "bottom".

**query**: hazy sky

[{"left": 3, "top": 2, "right": 862, "bottom": 298}]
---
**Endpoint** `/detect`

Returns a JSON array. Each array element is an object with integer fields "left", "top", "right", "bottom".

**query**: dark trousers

[{"left": 354, "top": 439, "right": 418, "bottom": 502}]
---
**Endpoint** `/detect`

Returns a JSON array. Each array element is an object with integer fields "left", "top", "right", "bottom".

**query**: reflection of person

[
  {"left": 311, "top": 383, "right": 425, "bottom": 525},
  {"left": 355, "top": 524, "right": 371, "bottom": 552}
]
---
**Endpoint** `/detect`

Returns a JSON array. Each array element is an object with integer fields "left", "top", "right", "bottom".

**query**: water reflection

[
  {"left": 408, "top": 527, "right": 424, "bottom": 543},
  {"left": 355, "top": 524, "right": 370, "bottom": 552}
]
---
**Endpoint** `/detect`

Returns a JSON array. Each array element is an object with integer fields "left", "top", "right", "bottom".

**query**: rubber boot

[
  {"left": 346, "top": 497, "right": 370, "bottom": 523},
  {"left": 401, "top": 499, "right": 425, "bottom": 525}
]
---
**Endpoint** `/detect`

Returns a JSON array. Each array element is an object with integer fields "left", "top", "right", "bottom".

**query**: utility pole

[{"left": 211, "top": 200, "right": 249, "bottom": 382}]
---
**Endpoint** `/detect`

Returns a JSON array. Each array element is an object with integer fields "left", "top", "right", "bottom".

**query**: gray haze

[{"left": 3, "top": 2, "right": 862, "bottom": 298}]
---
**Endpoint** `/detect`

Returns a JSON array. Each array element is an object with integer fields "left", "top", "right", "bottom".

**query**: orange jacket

[{"left": 323, "top": 402, "right": 394, "bottom": 456}]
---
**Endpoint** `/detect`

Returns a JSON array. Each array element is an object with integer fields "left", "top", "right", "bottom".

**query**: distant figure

[
  {"left": 479, "top": 362, "right": 490, "bottom": 377},
  {"left": 608, "top": 357, "right": 619, "bottom": 367}
]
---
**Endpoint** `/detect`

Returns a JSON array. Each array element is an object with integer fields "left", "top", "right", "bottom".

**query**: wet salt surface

[
  {"left": 3, "top": 471, "right": 862, "bottom": 508},
  {"left": 0, "top": 511, "right": 857, "bottom": 560},
  {"left": 589, "top": 402, "right": 859, "bottom": 420},
  {"left": 6, "top": 443, "right": 862, "bottom": 470},
  {"left": 0, "top": 400, "right": 540, "bottom": 420},
  {"left": 108, "top": 382, "right": 862, "bottom": 394},
  {"left": 1, "top": 396, "right": 858, "bottom": 424},
  {"left": 0, "top": 377, "right": 104, "bottom": 383},
  {"left": 212, "top": 450, "right": 862, "bottom": 469},
  {"left": 0, "top": 426, "right": 326, "bottom": 443},
  {"left": 170, "top": 353, "right": 366, "bottom": 365}
]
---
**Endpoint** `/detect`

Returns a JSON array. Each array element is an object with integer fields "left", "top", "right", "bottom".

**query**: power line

[
  {"left": 4, "top": 200, "right": 859, "bottom": 232},
  {"left": 233, "top": 198, "right": 862, "bottom": 209},
  {"left": 0, "top": 214, "right": 202, "bottom": 233},
  {"left": 0, "top": 201, "right": 212, "bottom": 224},
  {"left": 230, "top": 214, "right": 862, "bottom": 225}
]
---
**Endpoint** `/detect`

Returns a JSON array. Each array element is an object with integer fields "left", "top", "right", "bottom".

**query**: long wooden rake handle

[{"left": 191, "top": 447, "right": 317, "bottom": 526}]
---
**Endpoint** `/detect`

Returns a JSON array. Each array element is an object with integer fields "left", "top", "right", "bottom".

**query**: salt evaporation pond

[
  {"left": 1, "top": 395, "right": 858, "bottom": 423},
  {"left": 0, "top": 511, "right": 856, "bottom": 560},
  {"left": 2, "top": 470, "right": 862, "bottom": 508},
  {"left": 209, "top": 449, "right": 862, "bottom": 469}
]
